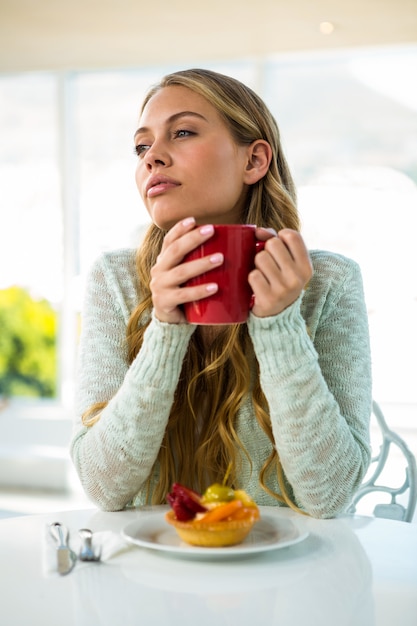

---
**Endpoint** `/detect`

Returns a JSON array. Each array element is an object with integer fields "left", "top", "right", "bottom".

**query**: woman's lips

[{"left": 146, "top": 176, "right": 180, "bottom": 197}]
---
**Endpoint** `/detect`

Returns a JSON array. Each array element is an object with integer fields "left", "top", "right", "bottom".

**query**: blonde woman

[{"left": 71, "top": 68, "right": 372, "bottom": 517}]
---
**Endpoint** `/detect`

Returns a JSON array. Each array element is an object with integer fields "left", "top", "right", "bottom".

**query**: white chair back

[{"left": 348, "top": 400, "right": 417, "bottom": 522}]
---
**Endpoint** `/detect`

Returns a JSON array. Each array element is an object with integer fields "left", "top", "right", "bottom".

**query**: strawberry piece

[
  {"left": 173, "top": 500, "right": 194, "bottom": 521},
  {"left": 171, "top": 483, "right": 207, "bottom": 514},
  {"left": 166, "top": 483, "right": 207, "bottom": 521},
  {"left": 167, "top": 493, "right": 195, "bottom": 521}
]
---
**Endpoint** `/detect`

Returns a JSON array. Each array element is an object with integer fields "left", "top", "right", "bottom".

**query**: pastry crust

[{"left": 165, "top": 509, "right": 259, "bottom": 547}]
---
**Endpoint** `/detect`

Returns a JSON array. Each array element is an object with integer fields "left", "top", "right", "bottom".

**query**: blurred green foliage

[{"left": 0, "top": 286, "right": 57, "bottom": 397}]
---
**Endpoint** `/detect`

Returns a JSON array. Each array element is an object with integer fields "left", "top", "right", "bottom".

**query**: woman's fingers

[
  {"left": 271, "top": 229, "right": 312, "bottom": 280},
  {"left": 151, "top": 253, "right": 222, "bottom": 302},
  {"left": 150, "top": 218, "right": 224, "bottom": 323},
  {"left": 249, "top": 229, "right": 312, "bottom": 317},
  {"left": 158, "top": 219, "right": 215, "bottom": 267},
  {"left": 254, "top": 226, "right": 277, "bottom": 241},
  {"left": 277, "top": 228, "right": 311, "bottom": 267}
]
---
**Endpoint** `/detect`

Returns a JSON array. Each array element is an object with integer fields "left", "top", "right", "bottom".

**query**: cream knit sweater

[{"left": 71, "top": 248, "right": 372, "bottom": 518}]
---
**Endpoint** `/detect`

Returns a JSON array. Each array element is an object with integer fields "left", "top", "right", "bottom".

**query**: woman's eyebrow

[{"left": 134, "top": 110, "right": 208, "bottom": 141}]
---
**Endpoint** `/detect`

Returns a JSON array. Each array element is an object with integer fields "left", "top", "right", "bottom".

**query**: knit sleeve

[
  {"left": 70, "top": 253, "right": 195, "bottom": 511},
  {"left": 247, "top": 254, "right": 372, "bottom": 518}
]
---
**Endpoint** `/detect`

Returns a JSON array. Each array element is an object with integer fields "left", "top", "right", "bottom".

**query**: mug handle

[{"left": 249, "top": 240, "right": 266, "bottom": 310}]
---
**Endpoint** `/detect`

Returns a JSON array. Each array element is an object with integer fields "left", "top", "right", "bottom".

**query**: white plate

[{"left": 121, "top": 510, "right": 309, "bottom": 558}]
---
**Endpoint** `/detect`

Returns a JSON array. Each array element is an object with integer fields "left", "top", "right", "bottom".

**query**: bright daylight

[{"left": 0, "top": 2, "right": 416, "bottom": 625}]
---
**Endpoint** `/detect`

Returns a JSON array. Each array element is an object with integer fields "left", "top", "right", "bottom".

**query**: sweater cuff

[
  {"left": 247, "top": 296, "right": 317, "bottom": 374},
  {"left": 133, "top": 314, "right": 196, "bottom": 389}
]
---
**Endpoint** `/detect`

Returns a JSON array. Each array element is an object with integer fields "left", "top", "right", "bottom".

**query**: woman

[{"left": 71, "top": 68, "right": 372, "bottom": 518}]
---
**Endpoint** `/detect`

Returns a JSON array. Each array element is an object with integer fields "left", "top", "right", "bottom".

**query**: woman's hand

[
  {"left": 249, "top": 228, "right": 313, "bottom": 318},
  {"left": 150, "top": 217, "right": 223, "bottom": 324}
]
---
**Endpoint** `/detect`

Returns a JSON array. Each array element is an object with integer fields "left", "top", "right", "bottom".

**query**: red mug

[{"left": 183, "top": 224, "right": 264, "bottom": 325}]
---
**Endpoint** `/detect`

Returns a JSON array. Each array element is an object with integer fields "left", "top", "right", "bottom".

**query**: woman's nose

[{"left": 144, "top": 142, "right": 170, "bottom": 169}]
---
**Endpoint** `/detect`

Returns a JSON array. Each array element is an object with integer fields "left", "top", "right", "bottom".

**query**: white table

[{"left": 0, "top": 506, "right": 416, "bottom": 626}]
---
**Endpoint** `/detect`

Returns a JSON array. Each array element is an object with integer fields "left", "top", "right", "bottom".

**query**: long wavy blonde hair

[{"left": 83, "top": 68, "right": 302, "bottom": 510}]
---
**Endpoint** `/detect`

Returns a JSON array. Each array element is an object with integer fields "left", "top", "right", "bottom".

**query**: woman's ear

[{"left": 243, "top": 140, "right": 272, "bottom": 185}]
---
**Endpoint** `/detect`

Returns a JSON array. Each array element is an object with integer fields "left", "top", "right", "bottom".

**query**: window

[
  {"left": 0, "top": 74, "right": 61, "bottom": 401},
  {"left": 263, "top": 46, "right": 417, "bottom": 404}
]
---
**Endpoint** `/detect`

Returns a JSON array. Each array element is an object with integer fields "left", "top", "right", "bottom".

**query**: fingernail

[
  {"left": 182, "top": 217, "right": 195, "bottom": 227},
  {"left": 199, "top": 224, "right": 214, "bottom": 236},
  {"left": 205, "top": 283, "right": 218, "bottom": 293},
  {"left": 209, "top": 253, "right": 223, "bottom": 264}
]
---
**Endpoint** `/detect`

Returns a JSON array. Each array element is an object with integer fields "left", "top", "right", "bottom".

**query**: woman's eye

[
  {"left": 174, "top": 129, "right": 194, "bottom": 138},
  {"left": 134, "top": 144, "right": 149, "bottom": 156}
]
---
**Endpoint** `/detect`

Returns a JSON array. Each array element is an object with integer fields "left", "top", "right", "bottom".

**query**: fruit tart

[{"left": 165, "top": 482, "right": 260, "bottom": 547}]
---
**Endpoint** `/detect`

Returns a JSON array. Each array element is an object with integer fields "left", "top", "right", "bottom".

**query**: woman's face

[{"left": 134, "top": 85, "right": 251, "bottom": 230}]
